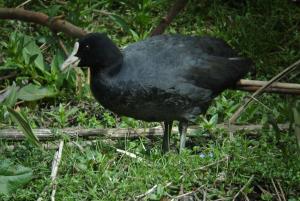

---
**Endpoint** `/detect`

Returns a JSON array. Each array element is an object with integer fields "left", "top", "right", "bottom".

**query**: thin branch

[
  {"left": 51, "top": 140, "right": 64, "bottom": 201},
  {"left": 192, "top": 157, "right": 228, "bottom": 171},
  {"left": 0, "top": 8, "right": 87, "bottom": 38},
  {"left": 276, "top": 180, "right": 287, "bottom": 201},
  {"left": 271, "top": 178, "right": 282, "bottom": 201},
  {"left": 136, "top": 184, "right": 157, "bottom": 199},
  {"left": 116, "top": 148, "right": 143, "bottom": 162},
  {"left": 16, "top": 0, "right": 32, "bottom": 8},
  {"left": 0, "top": 124, "right": 290, "bottom": 141},
  {"left": 170, "top": 185, "right": 204, "bottom": 201},
  {"left": 230, "top": 59, "right": 300, "bottom": 124},
  {"left": 150, "top": 0, "right": 188, "bottom": 36},
  {"left": 233, "top": 175, "right": 255, "bottom": 201},
  {"left": 237, "top": 79, "right": 300, "bottom": 95}
]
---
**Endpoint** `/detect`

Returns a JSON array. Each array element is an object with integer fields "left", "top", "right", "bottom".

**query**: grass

[
  {"left": 0, "top": 0, "right": 300, "bottom": 200},
  {"left": 1, "top": 127, "right": 300, "bottom": 200}
]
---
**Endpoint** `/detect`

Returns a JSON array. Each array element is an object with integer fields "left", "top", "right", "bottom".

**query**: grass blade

[{"left": 6, "top": 107, "right": 41, "bottom": 148}]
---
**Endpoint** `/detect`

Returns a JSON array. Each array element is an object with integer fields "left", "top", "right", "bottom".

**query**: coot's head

[{"left": 61, "top": 33, "right": 122, "bottom": 71}]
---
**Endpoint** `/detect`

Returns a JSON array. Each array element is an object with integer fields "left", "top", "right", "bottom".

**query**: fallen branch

[
  {"left": 230, "top": 59, "right": 300, "bottom": 124},
  {"left": 0, "top": 124, "right": 290, "bottom": 141},
  {"left": 0, "top": 8, "right": 87, "bottom": 38},
  {"left": 236, "top": 79, "right": 300, "bottom": 95},
  {"left": 150, "top": 0, "right": 188, "bottom": 36}
]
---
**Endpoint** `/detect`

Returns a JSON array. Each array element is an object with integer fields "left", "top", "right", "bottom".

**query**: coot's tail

[{"left": 228, "top": 57, "right": 255, "bottom": 79}]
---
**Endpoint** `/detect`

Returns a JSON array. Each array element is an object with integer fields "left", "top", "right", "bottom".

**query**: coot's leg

[
  {"left": 162, "top": 121, "right": 173, "bottom": 153},
  {"left": 179, "top": 120, "right": 188, "bottom": 153}
]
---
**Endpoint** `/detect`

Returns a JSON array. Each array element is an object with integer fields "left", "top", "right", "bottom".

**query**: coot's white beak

[{"left": 61, "top": 42, "right": 80, "bottom": 71}]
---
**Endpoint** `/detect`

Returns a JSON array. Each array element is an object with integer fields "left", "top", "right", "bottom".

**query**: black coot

[{"left": 61, "top": 33, "right": 253, "bottom": 153}]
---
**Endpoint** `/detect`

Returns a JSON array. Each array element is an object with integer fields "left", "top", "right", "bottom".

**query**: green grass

[
  {"left": 1, "top": 128, "right": 300, "bottom": 200},
  {"left": 1, "top": 0, "right": 300, "bottom": 200}
]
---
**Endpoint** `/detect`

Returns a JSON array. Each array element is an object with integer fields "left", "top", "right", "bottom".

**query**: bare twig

[
  {"left": 16, "top": 0, "right": 32, "bottom": 8},
  {"left": 271, "top": 178, "right": 282, "bottom": 201},
  {"left": 116, "top": 148, "right": 143, "bottom": 162},
  {"left": 192, "top": 156, "right": 228, "bottom": 171},
  {"left": 242, "top": 192, "right": 250, "bottom": 201},
  {"left": 276, "top": 180, "right": 287, "bottom": 201},
  {"left": 58, "top": 38, "right": 69, "bottom": 56},
  {"left": 233, "top": 175, "right": 254, "bottom": 201},
  {"left": 136, "top": 184, "right": 157, "bottom": 199},
  {"left": 202, "top": 189, "right": 207, "bottom": 201},
  {"left": 237, "top": 86, "right": 300, "bottom": 95},
  {"left": 0, "top": 8, "right": 87, "bottom": 38},
  {"left": 136, "top": 182, "right": 172, "bottom": 199},
  {"left": 150, "top": 0, "right": 188, "bottom": 36},
  {"left": 171, "top": 185, "right": 204, "bottom": 201},
  {"left": 230, "top": 59, "right": 300, "bottom": 123},
  {"left": 51, "top": 140, "right": 64, "bottom": 201},
  {"left": 237, "top": 79, "right": 300, "bottom": 89}
]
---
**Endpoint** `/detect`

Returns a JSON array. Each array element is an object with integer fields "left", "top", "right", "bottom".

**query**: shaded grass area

[{"left": 1, "top": 128, "right": 300, "bottom": 200}]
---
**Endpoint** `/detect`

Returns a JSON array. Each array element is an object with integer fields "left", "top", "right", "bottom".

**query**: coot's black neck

[{"left": 90, "top": 57, "right": 123, "bottom": 77}]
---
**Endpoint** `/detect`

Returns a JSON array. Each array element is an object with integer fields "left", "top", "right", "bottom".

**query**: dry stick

[
  {"left": 116, "top": 148, "right": 143, "bottom": 162},
  {"left": 237, "top": 86, "right": 300, "bottom": 95},
  {"left": 136, "top": 182, "right": 172, "bottom": 199},
  {"left": 237, "top": 79, "right": 300, "bottom": 95},
  {"left": 16, "top": 0, "right": 32, "bottom": 8},
  {"left": 192, "top": 156, "right": 228, "bottom": 171},
  {"left": 150, "top": 0, "right": 188, "bottom": 36},
  {"left": 0, "top": 8, "right": 87, "bottom": 38},
  {"left": 232, "top": 175, "right": 254, "bottom": 201},
  {"left": 271, "top": 178, "right": 282, "bottom": 201},
  {"left": 58, "top": 38, "right": 69, "bottom": 56},
  {"left": 237, "top": 79, "right": 300, "bottom": 89},
  {"left": 171, "top": 185, "right": 204, "bottom": 201},
  {"left": 276, "top": 180, "right": 287, "bottom": 201},
  {"left": 230, "top": 59, "right": 300, "bottom": 124},
  {"left": 136, "top": 184, "right": 157, "bottom": 199},
  {"left": 0, "top": 124, "right": 290, "bottom": 141},
  {"left": 242, "top": 192, "right": 250, "bottom": 201},
  {"left": 50, "top": 140, "right": 64, "bottom": 201}
]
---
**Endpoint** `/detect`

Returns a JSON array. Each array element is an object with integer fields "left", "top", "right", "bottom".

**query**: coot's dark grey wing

[{"left": 122, "top": 34, "right": 252, "bottom": 100}]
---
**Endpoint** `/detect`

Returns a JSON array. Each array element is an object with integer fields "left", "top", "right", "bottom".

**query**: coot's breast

[{"left": 90, "top": 71, "right": 209, "bottom": 122}]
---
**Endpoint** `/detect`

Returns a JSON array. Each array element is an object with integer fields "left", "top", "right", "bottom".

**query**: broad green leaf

[
  {"left": 22, "top": 35, "right": 45, "bottom": 72},
  {"left": 6, "top": 107, "right": 40, "bottom": 148},
  {"left": 209, "top": 114, "right": 218, "bottom": 125},
  {"left": 17, "top": 84, "right": 57, "bottom": 101},
  {"left": 2, "top": 83, "right": 18, "bottom": 107},
  {"left": 0, "top": 159, "right": 32, "bottom": 195},
  {"left": 28, "top": 54, "right": 39, "bottom": 65},
  {"left": 51, "top": 52, "right": 65, "bottom": 74}
]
